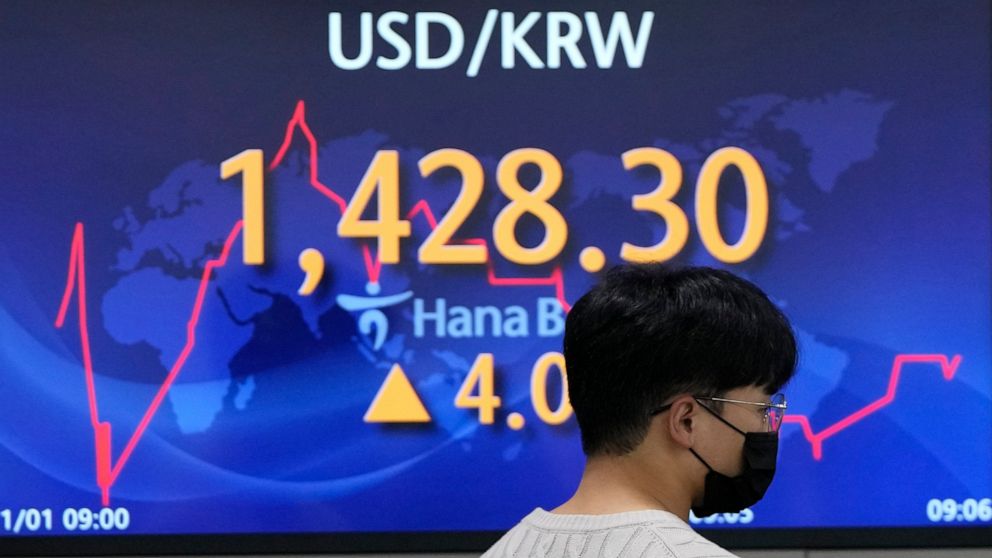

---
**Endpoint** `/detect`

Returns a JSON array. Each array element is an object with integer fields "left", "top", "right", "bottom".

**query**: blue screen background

[{"left": 0, "top": 0, "right": 988, "bottom": 537}]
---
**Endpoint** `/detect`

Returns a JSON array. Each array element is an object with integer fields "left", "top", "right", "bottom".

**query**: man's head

[{"left": 564, "top": 263, "right": 798, "bottom": 458}]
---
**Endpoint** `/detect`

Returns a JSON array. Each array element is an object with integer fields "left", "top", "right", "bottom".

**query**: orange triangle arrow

[{"left": 364, "top": 364, "right": 432, "bottom": 423}]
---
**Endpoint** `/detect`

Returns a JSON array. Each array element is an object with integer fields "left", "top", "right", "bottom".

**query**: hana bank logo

[
  {"left": 336, "top": 281, "right": 413, "bottom": 351},
  {"left": 297, "top": 247, "right": 412, "bottom": 351},
  {"left": 330, "top": 278, "right": 567, "bottom": 348},
  {"left": 297, "top": 247, "right": 413, "bottom": 351},
  {"left": 328, "top": 10, "right": 655, "bottom": 77}
]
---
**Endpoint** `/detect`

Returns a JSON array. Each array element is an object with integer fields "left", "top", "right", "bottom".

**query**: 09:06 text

[{"left": 926, "top": 498, "right": 992, "bottom": 523}]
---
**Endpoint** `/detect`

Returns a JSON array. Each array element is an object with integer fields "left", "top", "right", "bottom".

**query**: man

[{"left": 482, "top": 263, "right": 797, "bottom": 557}]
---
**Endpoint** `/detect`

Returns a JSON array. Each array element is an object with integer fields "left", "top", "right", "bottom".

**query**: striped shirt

[{"left": 481, "top": 508, "right": 739, "bottom": 558}]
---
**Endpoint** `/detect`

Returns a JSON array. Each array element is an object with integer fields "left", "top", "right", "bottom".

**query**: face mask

[{"left": 689, "top": 404, "right": 779, "bottom": 517}]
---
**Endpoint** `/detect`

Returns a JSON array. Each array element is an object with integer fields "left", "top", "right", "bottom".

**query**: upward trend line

[
  {"left": 268, "top": 100, "right": 572, "bottom": 311},
  {"left": 781, "top": 354, "right": 962, "bottom": 460},
  {"left": 53, "top": 99, "right": 572, "bottom": 506},
  {"left": 54, "top": 100, "right": 956, "bottom": 506},
  {"left": 55, "top": 221, "right": 243, "bottom": 505}
]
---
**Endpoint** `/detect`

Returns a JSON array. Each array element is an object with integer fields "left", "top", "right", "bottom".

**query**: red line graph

[
  {"left": 53, "top": 99, "right": 960, "bottom": 506},
  {"left": 268, "top": 101, "right": 347, "bottom": 213},
  {"left": 782, "top": 354, "right": 962, "bottom": 460},
  {"left": 53, "top": 99, "right": 573, "bottom": 505},
  {"left": 268, "top": 100, "right": 572, "bottom": 311},
  {"left": 55, "top": 221, "right": 243, "bottom": 505}
]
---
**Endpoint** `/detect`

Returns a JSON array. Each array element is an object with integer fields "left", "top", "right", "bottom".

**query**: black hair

[{"left": 563, "top": 263, "right": 798, "bottom": 456}]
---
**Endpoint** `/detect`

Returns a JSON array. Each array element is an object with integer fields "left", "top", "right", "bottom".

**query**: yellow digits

[
  {"left": 453, "top": 352, "right": 574, "bottom": 427},
  {"left": 224, "top": 144, "right": 768, "bottom": 271},
  {"left": 338, "top": 150, "right": 411, "bottom": 264},
  {"left": 493, "top": 149, "right": 569, "bottom": 265},
  {"left": 696, "top": 147, "right": 769, "bottom": 263},
  {"left": 220, "top": 149, "right": 265, "bottom": 265},
  {"left": 619, "top": 147, "right": 689, "bottom": 263},
  {"left": 531, "top": 352, "right": 572, "bottom": 425},
  {"left": 620, "top": 146, "right": 769, "bottom": 264},
  {"left": 454, "top": 353, "right": 501, "bottom": 424},
  {"left": 418, "top": 149, "right": 488, "bottom": 264}
]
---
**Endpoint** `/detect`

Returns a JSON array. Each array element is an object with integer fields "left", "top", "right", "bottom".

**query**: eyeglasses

[
  {"left": 698, "top": 393, "right": 787, "bottom": 433},
  {"left": 653, "top": 393, "right": 788, "bottom": 433}
]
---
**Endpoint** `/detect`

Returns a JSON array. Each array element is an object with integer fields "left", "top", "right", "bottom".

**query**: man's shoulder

[
  {"left": 639, "top": 519, "right": 739, "bottom": 558},
  {"left": 480, "top": 508, "right": 739, "bottom": 558}
]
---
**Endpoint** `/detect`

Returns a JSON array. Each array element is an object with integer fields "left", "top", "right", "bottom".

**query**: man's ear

[{"left": 667, "top": 395, "right": 697, "bottom": 449}]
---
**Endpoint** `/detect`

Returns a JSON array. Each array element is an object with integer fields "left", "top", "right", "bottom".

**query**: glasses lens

[{"left": 767, "top": 393, "right": 786, "bottom": 432}]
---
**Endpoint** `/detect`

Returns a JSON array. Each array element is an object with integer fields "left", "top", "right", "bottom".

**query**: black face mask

[{"left": 689, "top": 404, "right": 779, "bottom": 517}]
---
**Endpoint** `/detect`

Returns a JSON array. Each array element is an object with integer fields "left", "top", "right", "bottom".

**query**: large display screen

[{"left": 1, "top": 1, "right": 989, "bottom": 553}]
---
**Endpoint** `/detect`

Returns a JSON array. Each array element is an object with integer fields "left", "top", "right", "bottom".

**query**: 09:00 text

[{"left": 0, "top": 507, "right": 130, "bottom": 533}]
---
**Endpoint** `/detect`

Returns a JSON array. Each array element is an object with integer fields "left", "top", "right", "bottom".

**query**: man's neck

[{"left": 551, "top": 453, "right": 693, "bottom": 523}]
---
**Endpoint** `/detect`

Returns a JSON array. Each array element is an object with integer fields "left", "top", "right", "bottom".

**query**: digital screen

[{"left": 1, "top": 0, "right": 989, "bottom": 553}]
